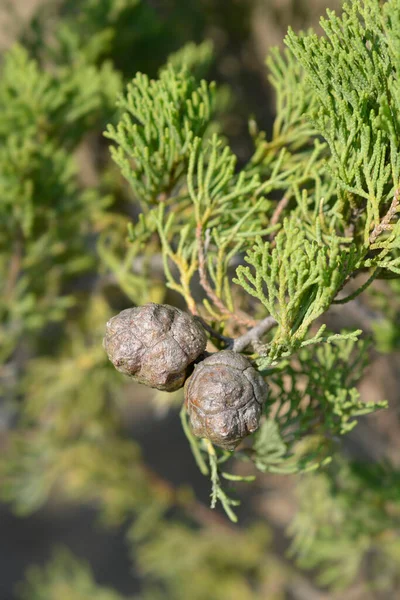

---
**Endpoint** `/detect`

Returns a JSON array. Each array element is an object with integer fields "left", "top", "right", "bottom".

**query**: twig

[
  {"left": 230, "top": 315, "right": 277, "bottom": 352},
  {"left": 345, "top": 202, "right": 363, "bottom": 238},
  {"left": 180, "top": 406, "right": 209, "bottom": 475},
  {"left": 193, "top": 316, "right": 233, "bottom": 345},
  {"left": 332, "top": 268, "right": 380, "bottom": 304},
  {"left": 369, "top": 187, "right": 400, "bottom": 245},
  {"left": 332, "top": 189, "right": 400, "bottom": 300},
  {"left": 5, "top": 237, "right": 22, "bottom": 299},
  {"left": 269, "top": 195, "right": 290, "bottom": 242},
  {"left": 196, "top": 223, "right": 277, "bottom": 349},
  {"left": 196, "top": 222, "right": 257, "bottom": 327},
  {"left": 195, "top": 313, "right": 277, "bottom": 353}
]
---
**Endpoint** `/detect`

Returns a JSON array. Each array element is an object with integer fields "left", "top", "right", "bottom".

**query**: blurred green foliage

[
  {"left": 289, "top": 459, "right": 400, "bottom": 592},
  {"left": 16, "top": 548, "right": 132, "bottom": 600}
]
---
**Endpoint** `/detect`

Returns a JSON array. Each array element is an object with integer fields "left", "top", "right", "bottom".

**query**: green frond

[
  {"left": 105, "top": 66, "right": 216, "bottom": 206},
  {"left": 234, "top": 217, "right": 361, "bottom": 358},
  {"left": 249, "top": 336, "right": 386, "bottom": 474}
]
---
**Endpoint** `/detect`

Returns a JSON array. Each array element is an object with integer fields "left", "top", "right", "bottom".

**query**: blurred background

[{"left": 1, "top": 1, "right": 400, "bottom": 599}]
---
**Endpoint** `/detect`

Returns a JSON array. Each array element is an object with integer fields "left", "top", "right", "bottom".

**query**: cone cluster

[{"left": 104, "top": 304, "right": 268, "bottom": 449}]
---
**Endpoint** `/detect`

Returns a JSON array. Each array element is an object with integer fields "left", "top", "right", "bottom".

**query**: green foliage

[
  {"left": 252, "top": 337, "right": 387, "bottom": 473},
  {"left": 1, "top": 0, "right": 400, "bottom": 598},
  {"left": 288, "top": 459, "right": 400, "bottom": 592},
  {"left": 252, "top": 45, "right": 319, "bottom": 163},
  {"left": 15, "top": 528, "right": 282, "bottom": 600},
  {"left": 0, "top": 44, "right": 121, "bottom": 147},
  {"left": 286, "top": 0, "right": 400, "bottom": 265},
  {"left": 234, "top": 219, "right": 360, "bottom": 360},
  {"left": 105, "top": 67, "right": 216, "bottom": 206},
  {"left": 167, "top": 40, "right": 215, "bottom": 79},
  {"left": 0, "top": 43, "right": 120, "bottom": 364},
  {"left": 136, "top": 522, "right": 280, "bottom": 600},
  {"left": 181, "top": 335, "right": 386, "bottom": 521},
  {"left": 21, "top": 0, "right": 167, "bottom": 76},
  {"left": 16, "top": 548, "right": 131, "bottom": 600}
]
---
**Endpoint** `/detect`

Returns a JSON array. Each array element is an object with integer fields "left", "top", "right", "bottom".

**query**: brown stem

[
  {"left": 345, "top": 200, "right": 364, "bottom": 239},
  {"left": 193, "top": 316, "right": 232, "bottom": 345},
  {"left": 369, "top": 187, "right": 400, "bottom": 245},
  {"left": 332, "top": 187, "right": 400, "bottom": 301},
  {"left": 231, "top": 315, "right": 277, "bottom": 352},
  {"left": 196, "top": 222, "right": 257, "bottom": 327},
  {"left": 269, "top": 195, "right": 290, "bottom": 242},
  {"left": 5, "top": 237, "right": 23, "bottom": 300}
]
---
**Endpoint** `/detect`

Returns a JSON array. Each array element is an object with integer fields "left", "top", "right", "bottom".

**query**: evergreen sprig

[
  {"left": 251, "top": 337, "right": 387, "bottom": 474},
  {"left": 100, "top": 0, "right": 395, "bottom": 520},
  {"left": 286, "top": 0, "right": 400, "bottom": 256},
  {"left": 234, "top": 217, "right": 360, "bottom": 360},
  {"left": 105, "top": 67, "right": 216, "bottom": 206}
]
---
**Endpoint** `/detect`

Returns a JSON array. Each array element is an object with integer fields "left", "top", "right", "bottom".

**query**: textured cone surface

[
  {"left": 185, "top": 350, "right": 268, "bottom": 450},
  {"left": 103, "top": 303, "right": 207, "bottom": 391}
]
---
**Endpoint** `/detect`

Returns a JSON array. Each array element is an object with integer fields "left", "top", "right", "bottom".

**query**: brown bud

[
  {"left": 103, "top": 303, "right": 207, "bottom": 391},
  {"left": 184, "top": 350, "right": 268, "bottom": 450}
]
